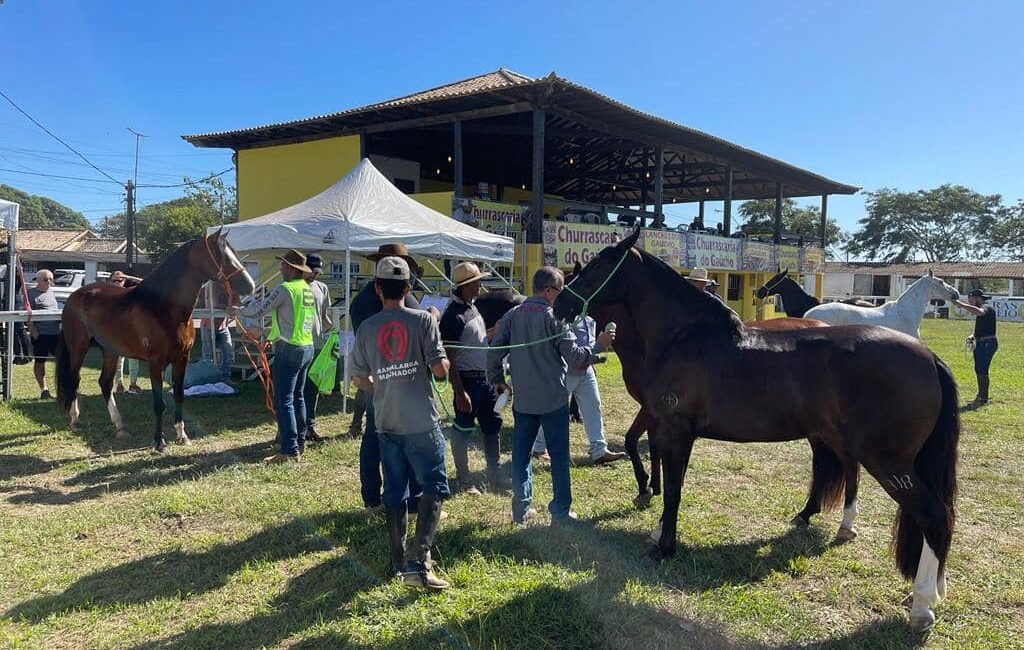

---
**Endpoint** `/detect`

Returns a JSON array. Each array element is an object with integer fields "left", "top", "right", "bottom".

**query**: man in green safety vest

[{"left": 235, "top": 249, "right": 318, "bottom": 463}]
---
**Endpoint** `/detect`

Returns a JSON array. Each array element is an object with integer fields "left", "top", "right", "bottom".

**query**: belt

[
  {"left": 458, "top": 370, "right": 487, "bottom": 378},
  {"left": 975, "top": 335, "right": 997, "bottom": 342}
]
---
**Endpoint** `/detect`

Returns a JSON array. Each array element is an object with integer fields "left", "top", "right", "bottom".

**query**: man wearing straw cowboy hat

[
  {"left": 440, "top": 262, "right": 507, "bottom": 495},
  {"left": 350, "top": 243, "right": 426, "bottom": 512},
  {"left": 236, "top": 249, "right": 318, "bottom": 463},
  {"left": 685, "top": 267, "right": 726, "bottom": 304}
]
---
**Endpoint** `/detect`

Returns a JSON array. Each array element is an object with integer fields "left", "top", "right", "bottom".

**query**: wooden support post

[
  {"left": 454, "top": 118, "right": 464, "bottom": 198},
  {"left": 654, "top": 144, "right": 664, "bottom": 227},
  {"left": 723, "top": 164, "right": 733, "bottom": 235},
  {"left": 820, "top": 194, "right": 828, "bottom": 250},
  {"left": 640, "top": 147, "right": 649, "bottom": 209},
  {"left": 529, "top": 107, "right": 545, "bottom": 244},
  {"left": 698, "top": 200, "right": 705, "bottom": 224},
  {"left": 773, "top": 182, "right": 784, "bottom": 244},
  {"left": 359, "top": 130, "right": 367, "bottom": 159}
]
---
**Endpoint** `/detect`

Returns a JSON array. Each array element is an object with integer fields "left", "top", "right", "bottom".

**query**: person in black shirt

[{"left": 954, "top": 288, "right": 998, "bottom": 404}]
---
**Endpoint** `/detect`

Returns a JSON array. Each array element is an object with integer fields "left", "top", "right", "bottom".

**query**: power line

[
  {"left": 0, "top": 167, "right": 122, "bottom": 184},
  {"left": 0, "top": 88, "right": 122, "bottom": 185},
  {"left": 136, "top": 167, "right": 233, "bottom": 188}
]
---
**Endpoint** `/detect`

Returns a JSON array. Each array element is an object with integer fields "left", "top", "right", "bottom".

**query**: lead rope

[
  {"left": 443, "top": 246, "right": 632, "bottom": 351},
  {"left": 203, "top": 237, "right": 275, "bottom": 415}
]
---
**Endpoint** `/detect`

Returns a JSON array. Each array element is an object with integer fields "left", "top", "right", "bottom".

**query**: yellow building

[{"left": 184, "top": 69, "right": 856, "bottom": 320}]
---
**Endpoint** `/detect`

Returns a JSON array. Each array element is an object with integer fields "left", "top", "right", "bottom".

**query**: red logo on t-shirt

[{"left": 377, "top": 320, "right": 409, "bottom": 363}]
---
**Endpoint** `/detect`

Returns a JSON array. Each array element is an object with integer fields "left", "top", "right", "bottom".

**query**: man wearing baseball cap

[
  {"left": 954, "top": 288, "right": 999, "bottom": 404},
  {"left": 351, "top": 256, "right": 452, "bottom": 590},
  {"left": 235, "top": 249, "right": 318, "bottom": 462},
  {"left": 439, "top": 262, "right": 507, "bottom": 495}
]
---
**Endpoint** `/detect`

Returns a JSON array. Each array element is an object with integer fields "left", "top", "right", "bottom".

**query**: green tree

[
  {"left": 846, "top": 185, "right": 1002, "bottom": 263},
  {"left": 0, "top": 185, "right": 89, "bottom": 230},
  {"left": 738, "top": 198, "right": 847, "bottom": 258},
  {"left": 989, "top": 199, "right": 1024, "bottom": 261}
]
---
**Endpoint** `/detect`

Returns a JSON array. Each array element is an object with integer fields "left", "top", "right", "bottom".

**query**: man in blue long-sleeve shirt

[{"left": 487, "top": 266, "right": 615, "bottom": 525}]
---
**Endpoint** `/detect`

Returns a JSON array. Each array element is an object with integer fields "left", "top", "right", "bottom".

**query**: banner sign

[
  {"left": 801, "top": 247, "right": 824, "bottom": 273},
  {"left": 452, "top": 198, "right": 522, "bottom": 236},
  {"left": 691, "top": 234, "right": 739, "bottom": 270},
  {"left": 742, "top": 241, "right": 775, "bottom": 272},
  {"left": 776, "top": 245, "right": 800, "bottom": 273},
  {"left": 543, "top": 221, "right": 630, "bottom": 268},
  {"left": 643, "top": 229, "right": 686, "bottom": 269},
  {"left": 954, "top": 298, "right": 1024, "bottom": 322}
]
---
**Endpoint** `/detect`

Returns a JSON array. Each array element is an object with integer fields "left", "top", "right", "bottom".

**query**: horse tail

[
  {"left": 55, "top": 329, "right": 79, "bottom": 415},
  {"left": 893, "top": 356, "right": 959, "bottom": 579},
  {"left": 808, "top": 438, "right": 846, "bottom": 512}
]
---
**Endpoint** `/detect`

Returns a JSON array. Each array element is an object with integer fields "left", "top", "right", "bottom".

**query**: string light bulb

[
  {"left": 612, "top": 185, "right": 617, "bottom": 191},
  {"left": 436, "top": 168, "right": 441, "bottom": 176},
  {"left": 447, "top": 155, "right": 453, "bottom": 163}
]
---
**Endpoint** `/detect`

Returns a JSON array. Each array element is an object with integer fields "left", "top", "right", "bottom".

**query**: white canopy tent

[
  {"left": 208, "top": 158, "right": 516, "bottom": 407},
  {"left": 2, "top": 198, "right": 21, "bottom": 401}
]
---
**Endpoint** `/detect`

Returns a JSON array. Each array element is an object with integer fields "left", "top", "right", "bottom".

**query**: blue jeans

[
  {"left": 974, "top": 338, "right": 998, "bottom": 375},
  {"left": 201, "top": 328, "right": 234, "bottom": 382},
  {"left": 512, "top": 404, "right": 572, "bottom": 521},
  {"left": 534, "top": 369, "right": 608, "bottom": 460},
  {"left": 360, "top": 399, "right": 422, "bottom": 508},
  {"left": 378, "top": 427, "right": 450, "bottom": 508},
  {"left": 271, "top": 342, "right": 314, "bottom": 456}
]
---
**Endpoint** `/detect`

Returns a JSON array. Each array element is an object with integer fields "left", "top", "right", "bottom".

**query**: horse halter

[
  {"left": 561, "top": 246, "right": 634, "bottom": 321},
  {"left": 203, "top": 235, "right": 244, "bottom": 286},
  {"left": 760, "top": 273, "right": 789, "bottom": 295}
]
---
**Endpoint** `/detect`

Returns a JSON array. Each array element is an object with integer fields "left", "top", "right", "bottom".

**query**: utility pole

[
  {"left": 125, "top": 180, "right": 135, "bottom": 270},
  {"left": 126, "top": 128, "right": 147, "bottom": 272}
]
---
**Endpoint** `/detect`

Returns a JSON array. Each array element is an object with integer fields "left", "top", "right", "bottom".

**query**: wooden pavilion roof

[{"left": 183, "top": 69, "right": 858, "bottom": 204}]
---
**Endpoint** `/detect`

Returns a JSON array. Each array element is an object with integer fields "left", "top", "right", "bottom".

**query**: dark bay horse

[
  {"left": 555, "top": 230, "right": 959, "bottom": 631},
  {"left": 56, "top": 231, "right": 255, "bottom": 451},
  {"left": 756, "top": 269, "right": 872, "bottom": 317}
]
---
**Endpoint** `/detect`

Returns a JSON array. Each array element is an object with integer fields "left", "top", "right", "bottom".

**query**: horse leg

[
  {"left": 646, "top": 429, "right": 695, "bottom": 562},
  {"left": 149, "top": 364, "right": 167, "bottom": 452},
  {"left": 624, "top": 410, "right": 652, "bottom": 507},
  {"left": 171, "top": 359, "right": 190, "bottom": 446},
  {"left": 836, "top": 462, "right": 862, "bottom": 542},
  {"left": 99, "top": 352, "right": 128, "bottom": 438},
  {"left": 793, "top": 437, "right": 847, "bottom": 528},
  {"left": 864, "top": 462, "right": 950, "bottom": 631},
  {"left": 56, "top": 328, "right": 88, "bottom": 431}
]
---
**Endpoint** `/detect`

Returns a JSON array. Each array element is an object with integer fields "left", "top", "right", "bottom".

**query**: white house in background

[
  {"left": 0, "top": 229, "right": 149, "bottom": 283},
  {"left": 824, "top": 261, "right": 1024, "bottom": 321}
]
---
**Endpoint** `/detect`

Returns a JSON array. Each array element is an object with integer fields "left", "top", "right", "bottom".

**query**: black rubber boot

[
  {"left": 483, "top": 434, "right": 508, "bottom": 491},
  {"left": 976, "top": 375, "right": 990, "bottom": 403},
  {"left": 402, "top": 494, "right": 450, "bottom": 590},
  {"left": 384, "top": 506, "right": 408, "bottom": 578},
  {"left": 450, "top": 429, "right": 478, "bottom": 494}
]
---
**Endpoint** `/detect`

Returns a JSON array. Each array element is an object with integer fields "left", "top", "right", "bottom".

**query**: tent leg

[
  {"left": 426, "top": 258, "right": 454, "bottom": 289},
  {"left": 342, "top": 247, "right": 350, "bottom": 414},
  {"left": 483, "top": 262, "right": 513, "bottom": 290}
]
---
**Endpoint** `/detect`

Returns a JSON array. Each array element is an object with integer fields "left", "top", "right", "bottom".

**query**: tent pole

[
  {"left": 427, "top": 259, "right": 454, "bottom": 288},
  {"left": 342, "top": 246, "right": 351, "bottom": 414},
  {"left": 483, "top": 262, "right": 513, "bottom": 290},
  {"left": 3, "top": 221, "right": 17, "bottom": 402}
]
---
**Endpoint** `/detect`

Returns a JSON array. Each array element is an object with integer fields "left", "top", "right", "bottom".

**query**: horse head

[
  {"left": 553, "top": 226, "right": 641, "bottom": 323},
  {"left": 927, "top": 274, "right": 959, "bottom": 301},
  {"left": 200, "top": 229, "right": 256, "bottom": 301},
  {"left": 756, "top": 268, "right": 789, "bottom": 299}
]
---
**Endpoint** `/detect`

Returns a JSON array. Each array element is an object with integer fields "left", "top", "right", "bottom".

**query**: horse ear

[
  {"left": 621, "top": 226, "right": 641, "bottom": 249},
  {"left": 928, "top": 268, "right": 934, "bottom": 277},
  {"left": 783, "top": 267, "right": 789, "bottom": 276},
  {"left": 573, "top": 261, "right": 582, "bottom": 274}
]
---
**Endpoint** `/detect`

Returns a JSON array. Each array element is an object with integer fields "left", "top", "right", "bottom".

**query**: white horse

[{"left": 805, "top": 271, "right": 959, "bottom": 339}]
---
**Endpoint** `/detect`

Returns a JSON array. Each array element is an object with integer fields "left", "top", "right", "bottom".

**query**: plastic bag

[{"left": 308, "top": 331, "right": 340, "bottom": 393}]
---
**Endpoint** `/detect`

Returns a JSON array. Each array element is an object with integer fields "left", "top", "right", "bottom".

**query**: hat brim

[
  {"left": 276, "top": 256, "right": 312, "bottom": 275},
  {"left": 454, "top": 271, "right": 491, "bottom": 287},
  {"left": 686, "top": 276, "right": 710, "bottom": 283},
  {"left": 367, "top": 253, "right": 420, "bottom": 272}
]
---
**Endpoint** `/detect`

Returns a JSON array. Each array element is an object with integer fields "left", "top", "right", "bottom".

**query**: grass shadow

[{"left": 1, "top": 440, "right": 273, "bottom": 506}]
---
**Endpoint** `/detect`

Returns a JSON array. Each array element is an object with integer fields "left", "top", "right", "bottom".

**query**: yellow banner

[
  {"left": 543, "top": 221, "right": 631, "bottom": 268},
  {"left": 801, "top": 247, "right": 824, "bottom": 273},
  {"left": 776, "top": 245, "right": 800, "bottom": 273},
  {"left": 452, "top": 198, "right": 522, "bottom": 236}
]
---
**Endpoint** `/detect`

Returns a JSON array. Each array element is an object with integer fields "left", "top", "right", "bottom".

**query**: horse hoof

[
  {"left": 643, "top": 546, "right": 674, "bottom": 563},
  {"left": 649, "top": 524, "right": 663, "bottom": 544},
  {"left": 176, "top": 438, "right": 192, "bottom": 447},
  {"left": 633, "top": 488, "right": 654, "bottom": 509},
  {"left": 835, "top": 526, "right": 857, "bottom": 542},
  {"left": 791, "top": 514, "right": 809, "bottom": 527},
  {"left": 909, "top": 608, "right": 935, "bottom": 632},
  {"left": 154, "top": 445, "right": 166, "bottom": 454}
]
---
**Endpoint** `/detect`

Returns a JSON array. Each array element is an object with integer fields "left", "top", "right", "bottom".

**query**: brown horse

[
  {"left": 555, "top": 229, "right": 959, "bottom": 631},
  {"left": 56, "top": 231, "right": 255, "bottom": 451}
]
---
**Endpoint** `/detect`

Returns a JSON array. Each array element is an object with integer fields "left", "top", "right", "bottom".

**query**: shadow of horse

[{"left": 1, "top": 440, "right": 272, "bottom": 506}]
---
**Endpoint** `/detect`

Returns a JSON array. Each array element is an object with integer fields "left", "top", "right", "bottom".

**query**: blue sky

[{"left": 2, "top": 0, "right": 1022, "bottom": 236}]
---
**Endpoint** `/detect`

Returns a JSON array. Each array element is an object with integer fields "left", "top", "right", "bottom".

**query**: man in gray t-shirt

[{"left": 351, "top": 255, "right": 452, "bottom": 591}]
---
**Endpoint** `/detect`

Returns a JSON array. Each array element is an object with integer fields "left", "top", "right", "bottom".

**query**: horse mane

[
  {"left": 632, "top": 247, "right": 743, "bottom": 337},
  {"left": 134, "top": 238, "right": 201, "bottom": 308}
]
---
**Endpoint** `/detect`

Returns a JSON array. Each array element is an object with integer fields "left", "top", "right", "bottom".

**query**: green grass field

[{"left": 1, "top": 319, "right": 1021, "bottom": 649}]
